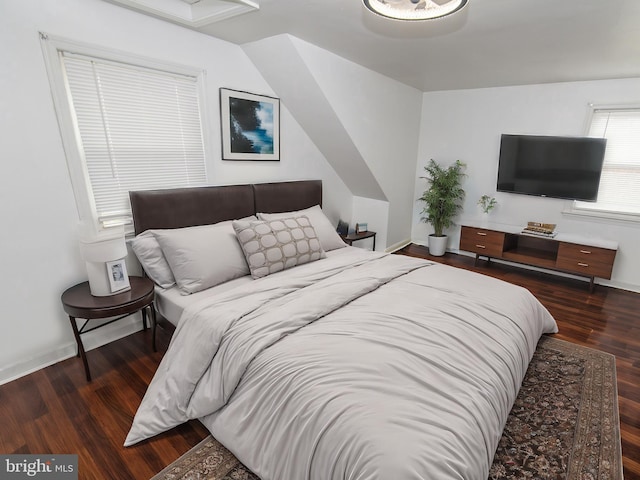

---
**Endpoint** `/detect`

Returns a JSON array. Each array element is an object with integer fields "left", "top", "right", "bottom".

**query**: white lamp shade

[{"left": 79, "top": 236, "right": 127, "bottom": 262}]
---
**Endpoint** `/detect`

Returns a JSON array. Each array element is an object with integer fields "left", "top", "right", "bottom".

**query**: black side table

[
  {"left": 341, "top": 231, "right": 377, "bottom": 250},
  {"left": 61, "top": 276, "right": 155, "bottom": 381}
]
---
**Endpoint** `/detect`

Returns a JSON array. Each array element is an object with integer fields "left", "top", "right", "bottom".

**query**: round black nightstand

[
  {"left": 61, "top": 276, "right": 156, "bottom": 381},
  {"left": 340, "top": 231, "right": 377, "bottom": 250}
]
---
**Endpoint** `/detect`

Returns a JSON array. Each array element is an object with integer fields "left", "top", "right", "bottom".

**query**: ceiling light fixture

[{"left": 363, "top": 0, "right": 468, "bottom": 21}]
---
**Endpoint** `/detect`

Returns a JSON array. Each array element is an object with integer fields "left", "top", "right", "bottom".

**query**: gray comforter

[{"left": 126, "top": 249, "right": 558, "bottom": 479}]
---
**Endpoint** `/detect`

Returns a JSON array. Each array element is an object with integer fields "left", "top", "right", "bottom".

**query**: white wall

[
  {"left": 0, "top": 0, "right": 351, "bottom": 383},
  {"left": 242, "top": 35, "right": 422, "bottom": 250},
  {"left": 351, "top": 196, "right": 389, "bottom": 251},
  {"left": 412, "top": 78, "right": 640, "bottom": 291},
  {"left": 290, "top": 37, "right": 423, "bottom": 248}
]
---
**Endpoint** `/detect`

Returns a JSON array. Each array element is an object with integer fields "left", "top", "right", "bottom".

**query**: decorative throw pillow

[
  {"left": 233, "top": 216, "right": 326, "bottom": 279},
  {"left": 257, "top": 205, "right": 347, "bottom": 252},
  {"left": 130, "top": 231, "right": 176, "bottom": 289}
]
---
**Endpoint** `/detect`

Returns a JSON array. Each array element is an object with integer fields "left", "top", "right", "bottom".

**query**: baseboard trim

[
  {"left": 0, "top": 316, "right": 144, "bottom": 386},
  {"left": 385, "top": 238, "right": 412, "bottom": 253}
]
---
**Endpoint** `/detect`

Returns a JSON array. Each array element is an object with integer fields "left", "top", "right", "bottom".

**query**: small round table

[
  {"left": 340, "top": 231, "right": 377, "bottom": 250},
  {"left": 61, "top": 276, "right": 155, "bottom": 381}
]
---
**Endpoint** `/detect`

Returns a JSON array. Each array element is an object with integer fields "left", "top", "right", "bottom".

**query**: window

[
  {"left": 572, "top": 106, "right": 640, "bottom": 219},
  {"left": 41, "top": 34, "right": 208, "bottom": 233}
]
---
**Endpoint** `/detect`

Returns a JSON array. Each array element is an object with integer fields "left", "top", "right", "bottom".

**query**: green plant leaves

[{"left": 419, "top": 159, "right": 466, "bottom": 237}]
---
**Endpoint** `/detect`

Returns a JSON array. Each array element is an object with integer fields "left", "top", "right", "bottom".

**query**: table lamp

[{"left": 79, "top": 225, "right": 130, "bottom": 296}]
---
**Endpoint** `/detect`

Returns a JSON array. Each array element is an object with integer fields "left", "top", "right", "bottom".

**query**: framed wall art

[{"left": 220, "top": 88, "right": 280, "bottom": 161}]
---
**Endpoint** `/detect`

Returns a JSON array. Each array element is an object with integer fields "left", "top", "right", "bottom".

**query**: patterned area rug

[{"left": 151, "top": 336, "right": 622, "bottom": 480}]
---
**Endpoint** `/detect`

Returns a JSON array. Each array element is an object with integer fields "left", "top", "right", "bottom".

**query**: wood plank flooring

[
  {"left": 0, "top": 323, "right": 208, "bottom": 480},
  {"left": 0, "top": 245, "right": 638, "bottom": 479}
]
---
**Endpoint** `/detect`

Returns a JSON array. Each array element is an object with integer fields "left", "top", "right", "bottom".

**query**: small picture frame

[
  {"left": 106, "top": 259, "right": 130, "bottom": 294},
  {"left": 356, "top": 222, "right": 368, "bottom": 234}
]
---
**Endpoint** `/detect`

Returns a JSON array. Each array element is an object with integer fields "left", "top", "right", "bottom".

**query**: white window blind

[
  {"left": 61, "top": 52, "right": 207, "bottom": 227},
  {"left": 585, "top": 108, "right": 640, "bottom": 214}
]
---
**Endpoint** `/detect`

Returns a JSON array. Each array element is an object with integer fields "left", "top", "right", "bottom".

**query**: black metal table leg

[{"left": 68, "top": 315, "right": 91, "bottom": 381}]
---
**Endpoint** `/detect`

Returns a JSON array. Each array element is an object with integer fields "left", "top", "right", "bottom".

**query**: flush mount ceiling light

[{"left": 363, "top": 0, "right": 468, "bottom": 21}]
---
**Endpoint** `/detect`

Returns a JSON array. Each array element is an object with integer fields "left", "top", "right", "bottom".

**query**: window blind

[
  {"left": 587, "top": 108, "right": 640, "bottom": 214},
  {"left": 61, "top": 52, "right": 207, "bottom": 226}
]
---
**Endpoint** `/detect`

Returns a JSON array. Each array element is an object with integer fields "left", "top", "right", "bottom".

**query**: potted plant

[
  {"left": 419, "top": 159, "right": 466, "bottom": 256},
  {"left": 478, "top": 195, "right": 497, "bottom": 214}
]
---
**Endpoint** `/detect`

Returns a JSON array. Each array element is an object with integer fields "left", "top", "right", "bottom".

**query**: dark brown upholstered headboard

[
  {"left": 253, "top": 180, "right": 322, "bottom": 214},
  {"left": 130, "top": 180, "right": 322, "bottom": 235},
  {"left": 130, "top": 184, "right": 254, "bottom": 235}
]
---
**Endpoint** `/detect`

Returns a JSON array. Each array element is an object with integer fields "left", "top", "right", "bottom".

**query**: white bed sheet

[
  {"left": 155, "top": 276, "right": 252, "bottom": 326},
  {"left": 154, "top": 246, "right": 358, "bottom": 326}
]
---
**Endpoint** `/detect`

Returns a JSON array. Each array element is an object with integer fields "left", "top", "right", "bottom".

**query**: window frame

[
  {"left": 40, "top": 32, "right": 212, "bottom": 236},
  {"left": 564, "top": 103, "right": 640, "bottom": 225}
]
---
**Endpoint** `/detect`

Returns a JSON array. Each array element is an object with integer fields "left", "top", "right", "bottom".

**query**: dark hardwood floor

[
  {"left": 0, "top": 322, "right": 208, "bottom": 480},
  {"left": 0, "top": 245, "right": 638, "bottom": 479}
]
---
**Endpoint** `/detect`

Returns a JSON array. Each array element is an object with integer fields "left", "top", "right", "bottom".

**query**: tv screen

[{"left": 496, "top": 134, "right": 606, "bottom": 201}]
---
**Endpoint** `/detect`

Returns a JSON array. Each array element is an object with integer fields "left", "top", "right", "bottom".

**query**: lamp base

[{"left": 86, "top": 261, "right": 130, "bottom": 296}]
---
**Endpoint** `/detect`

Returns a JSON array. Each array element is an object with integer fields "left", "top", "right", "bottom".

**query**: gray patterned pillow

[{"left": 232, "top": 216, "right": 326, "bottom": 279}]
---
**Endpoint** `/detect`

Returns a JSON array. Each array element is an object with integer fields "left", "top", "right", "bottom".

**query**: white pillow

[
  {"left": 257, "top": 205, "right": 347, "bottom": 252},
  {"left": 154, "top": 220, "right": 251, "bottom": 295},
  {"left": 130, "top": 231, "right": 176, "bottom": 289},
  {"left": 233, "top": 216, "right": 326, "bottom": 279}
]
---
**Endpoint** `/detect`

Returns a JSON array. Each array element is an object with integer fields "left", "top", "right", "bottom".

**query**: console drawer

[
  {"left": 460, "top": 226, "right": 504, "bottom": 257},
  {"left": 556, "top": 242, "right": 616, "bottom": 279}
]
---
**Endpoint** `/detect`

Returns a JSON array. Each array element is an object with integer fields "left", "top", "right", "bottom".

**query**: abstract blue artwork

[{"left": 220, "top": 88, "right": 280, "bottom": 161}]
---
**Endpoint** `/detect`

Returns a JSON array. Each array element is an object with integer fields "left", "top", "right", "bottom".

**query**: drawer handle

[
  {"left": 475, "top": 244, "right": 486, "bottom": 249},
  {"left": 578, "top": 262, "right": 589, "bottom": 267},
  {"left": 476, "top": 232, "right": 487, "bottom": 236},
  {"left": 580, "top": 250, "right": 592, "bottom": 254}
]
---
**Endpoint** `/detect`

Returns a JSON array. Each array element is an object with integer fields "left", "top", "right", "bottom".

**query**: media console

[{"left": 459, "top": 222, "right": 618, "bottom": 292}]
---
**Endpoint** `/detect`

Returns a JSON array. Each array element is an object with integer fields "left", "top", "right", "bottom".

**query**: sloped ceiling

[
  {"left": 103, "top": 0, "right": 640, "bottom": 92},
  {"left": 243, "top": 35, "right": 387, "bottom": 201}
]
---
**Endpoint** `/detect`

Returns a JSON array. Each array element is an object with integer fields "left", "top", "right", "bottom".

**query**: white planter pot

[{"left": 428, "top": 234, "right": 448, "bottom": 256}]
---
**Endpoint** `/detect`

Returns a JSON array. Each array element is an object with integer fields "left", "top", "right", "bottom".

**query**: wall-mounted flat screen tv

[{"left": 496, "top": 134, "right": 607, "bottom": 201}]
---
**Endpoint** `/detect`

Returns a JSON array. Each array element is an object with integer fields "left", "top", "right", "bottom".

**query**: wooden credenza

[{"left": 460, "top": 224, "right": 618, "bottom": 291}]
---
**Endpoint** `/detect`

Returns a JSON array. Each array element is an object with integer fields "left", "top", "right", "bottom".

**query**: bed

[{"left": 125, "top": 180, "right": 558, "bottom": 480}]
